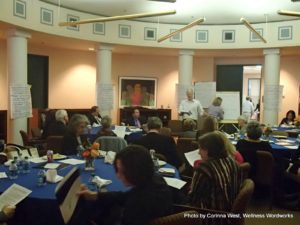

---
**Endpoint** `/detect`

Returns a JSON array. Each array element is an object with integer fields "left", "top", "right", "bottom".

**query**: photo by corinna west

[{"left": 119, "top": 76, "right": 157, "bottom": 107}]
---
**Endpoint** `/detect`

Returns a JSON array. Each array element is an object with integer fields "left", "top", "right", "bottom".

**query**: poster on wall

[
  {"left": 10, "top": 84, "right": 32, "bottom": 119},
  {"left": 96, "top": 83, "right": 114, "bottom": 110},
  {"left": 194, "top": 82, "right": 216, "bottom": 108},
  {"left": 119, "top": 76, "right": 157, "bottom": 108}
]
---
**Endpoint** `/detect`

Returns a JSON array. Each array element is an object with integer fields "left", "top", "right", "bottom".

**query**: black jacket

[
  {"left": 97, "top": 175, "right": 173, "bottom": 225},
  {"left": 47, "top": 121, "right": 67, "bottom": 137},
  {"left": 133, "top": 132, "right": 182, "bottom": 168},
  {"left": 62, "top": 131, "right": 88, "bottom": 155}
]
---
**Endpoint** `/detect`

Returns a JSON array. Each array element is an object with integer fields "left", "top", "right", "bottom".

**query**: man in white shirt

[
  {"left": 179, "top": 88, "right": 204, "bottom": 122},
  {"left": 242, "top": 96, "right": 254, "bottom": 121}
]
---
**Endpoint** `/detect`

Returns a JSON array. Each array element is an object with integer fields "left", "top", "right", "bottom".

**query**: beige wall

[
  {"left": 0, "top": 40, "right": 7, "bottom": 110},
  {"left": 280, "top": 56, "right": 300, "bottom": 121},
  {"left": 1, "top": 42, "right": 300, "bottom": 124}
]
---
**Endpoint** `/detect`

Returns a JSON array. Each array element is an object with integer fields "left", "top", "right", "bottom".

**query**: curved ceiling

[{"left": 41, "top": 0, "right": 300, "bottom": 25}]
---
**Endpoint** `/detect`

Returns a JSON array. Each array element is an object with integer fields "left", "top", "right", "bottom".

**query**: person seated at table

[
  {"left": 97, "top": 116, "right": 117, "bottom": 137},
  {"left": 207, "top": 97, "right": 224, "bottom": 121},
  {"left": 237, "top": 115, "right": 248, "bottom": 135},
  {"left": 125, "top": 108, "right": 145, "bottom": 128},
  {"left": 236, "top": 121, "right": 272, "bottom": 179},
  {"left": 179, "top": 118, "right": 197, "bottom": 138},
  {"left": 193, "top": 131, "right": 244, "bottom": 168},
  {"left": 280, "top": 110, "right": 296, "bottom": 126},
  {"left": 41, "top": 109, "right": 57, "bottom": 139},
  {"left": 87, "top": 106, "right": 102, "bottom": 126},
  {"left": 189, "top": 131, "right": 242, "bottom": 211},
  {"left": 75, "top": 145, "right": 173, "bottom": 225},
  {"left": 47, "top": 109, "right": 68, "bottom": 137},
  {"left": 62, "top": 114, "right": 90, "bottom": 155},
  {"left": 195, "top": 116, "right": 217, "bottom": 140},
  {"left": 0, "top": 205, "right": 15, "bottom": 223},
  {"left": 133, "top": 117, "right": 182, "bottom": 168}
]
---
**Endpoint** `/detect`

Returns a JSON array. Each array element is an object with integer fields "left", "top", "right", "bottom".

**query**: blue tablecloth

[{"left": 0, "top": 158, "right": 179, "bottom": 225}]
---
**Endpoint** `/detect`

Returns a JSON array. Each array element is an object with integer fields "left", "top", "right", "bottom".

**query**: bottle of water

[
  {"left": 37, "top": 170, "right": 47, "bottom": 186},
  {"left": 77, "top": 145, "right": 85, "bottom": 158},
  {"left": 88, "top": 173, "right": 98, "bottom": 192},
  {"left": 13, "top": 156, "right": 22, "bottom": 174},
  {"left": 150, "top": 149, "right": 160, "bottom": 172},
  {"left": 22, "top": 156, "right": 30, "bottom": 174},
  {"left": 9, "top": 161, "right": 18, "bottom": 179}
]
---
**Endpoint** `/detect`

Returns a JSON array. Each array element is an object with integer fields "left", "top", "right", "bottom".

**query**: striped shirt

[{"left": 189, "top": 157, "right": 242, "bottom": 211}]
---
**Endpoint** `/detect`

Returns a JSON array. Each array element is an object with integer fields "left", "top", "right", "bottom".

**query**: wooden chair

[
  {"left": 239, "top": 162, "right": 251, "bottom": 180},
  {"left": 255, "top": 151, "right": 274, "bottom": 209},
  {"left": 31, "top": 127, "right": 42, "bottom": 139},
  {"left": 150, "top": 211, "right": 201, "bottom": 225},
  {"left": 19, "top": 130, "right": 45, "bottom": 148},
  {"left": 174, "top": 179, "right": 255, "bottom": 225},
  {"left": 46, "top": 136, "right": 64, "bottom": 154},
  {"left": 168, "top": 120, "right": 183, "bottom": 136}
]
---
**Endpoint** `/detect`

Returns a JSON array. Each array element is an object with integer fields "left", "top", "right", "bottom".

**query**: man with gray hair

[
  {"left": 133, "top": 117, "right": 182, "bottom": 168},
  {"left": 47, "top": 109, "right": 68, "bottom": 136},
  {"left": 179, "top": 88, "right": 204, "bottom": 123}
]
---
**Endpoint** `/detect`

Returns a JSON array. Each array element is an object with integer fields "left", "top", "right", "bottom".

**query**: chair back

[
  {"left": 31, "top": 127, "right": 42, "bottom": 138},
  {"left": 150, "top": 211, "right": 201, "bottom": 225},
  {"left": 20, "top": 130, "right": 29, "bottom": 146},
  {"left": 231, "top": 179, "right": 255, "bottom": 214},
  {"left": 95, "top": 136, "right": 127, "bottom": 153},
  {"left": 239, "top": 162, "right": 251, "bottom": 180},
  {"left": 272, "top": 130, "right": 288, "bottom": 137},
  {"left": 46, "top": 136, "right": 64, "bottom": 154},
  {"left": 168, "top": 120, "right": 183, "bottom": 135},
  {"left": 177, "top": 138, "right": 198, "bottom": 154},
  {"left": 255, "top": 151, "right": 274, "bottom": 185},
  {"left": 160, "top": 127, "right": 172, "bottom": 137}
]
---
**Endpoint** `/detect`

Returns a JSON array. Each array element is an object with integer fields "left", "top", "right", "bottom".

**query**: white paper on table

[
  {"left": 59, "top": 159, "right": 85, "bottom": 165},
  {"left": 47, "top": 175, "right": 64, "bottom": 183},
  {"left": 29, "top": 158, "right": 47, "bottom": 163},
  {"left": 44, "top": 163, "right": 60, "bottom": 169},
  {"left": 113, "top": 125, "right": 126, "bottom": 138},
  {"left": 285, "top": 145, "right": 298, "bottom": 150},
  {"left": 163, "top": 177, "right": 187, "bottom": 190},
  {"left": 159, "top": 168, "right": 176, "bottom": 174},
  {"left": 29, "top": 148, "right": 40, "bottom": 158},
  {"left": 0, "top": 184, "right": 32, "bottom": 209},
  {"left": 184, "top": 149, "right": 201, "bottom": 167},
  {"left": 104, "top": 151, "right": 116, "bottom": 164},
  {"left": 129, "top": 128, "right": 142, "bottom": 132},
  {"left": 55, "top": 168, "right": 81, "bottom": 224},
  {"left": 93, "top": 176, "right": 112, "bottom": 188},
  {"left": 0, "top": 172, "right": 8, "bottom": 179},
  {"left": 20, "top": 149, "right": 31, "bottom": 158}
]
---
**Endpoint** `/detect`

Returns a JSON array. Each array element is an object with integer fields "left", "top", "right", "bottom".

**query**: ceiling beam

[{"left": 240, "top": 18, "right": 267, "bottom": 43}]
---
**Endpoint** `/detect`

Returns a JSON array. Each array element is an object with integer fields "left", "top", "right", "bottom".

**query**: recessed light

[{"left": 88, "top": 48, "right": 94, "bottom": 51}]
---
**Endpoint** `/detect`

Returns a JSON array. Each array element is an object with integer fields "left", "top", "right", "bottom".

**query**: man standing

[
  {"left": 179, "top": 88, "right": 204, "bottom": 123},
  {"left": 242, "top": 96, "right": 254, "bottom": 121}
]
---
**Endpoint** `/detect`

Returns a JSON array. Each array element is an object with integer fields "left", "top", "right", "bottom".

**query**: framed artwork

[
  {"left": 40, "top": 8, "right": 53, "bottom": 26},
  {"left": 119, "top": 77, "right": 157, "bottom": 107},
  {"left": 278, "top": 26, "right": 292, "bottom": 40},
  {"left": 222, "top": 30, "right": 235, "bottom": 43}
]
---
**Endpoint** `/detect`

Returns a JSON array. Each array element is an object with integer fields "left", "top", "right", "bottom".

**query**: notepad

[{"left": 163, "top": 177, "right": 187, "bottom": 190}]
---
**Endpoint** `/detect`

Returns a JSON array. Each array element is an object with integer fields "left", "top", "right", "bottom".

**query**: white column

[
  {"left": 179, "top": 49, "right": 194, "bottom": 86},
  {"left": 263, "top": 48, "right": 280, "bottom": 125},
  {"left": 96, "top": 44, "right": 113, "bottom": 116},
  {"left": 6, "top": 29, "right": 31, "bottom": 145}
]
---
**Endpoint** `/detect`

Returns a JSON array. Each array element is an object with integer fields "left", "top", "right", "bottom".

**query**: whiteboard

[
  {"left": 216, "top": 92, "right": 240, "bottom": 120},
  {"left": 194, "top": 82, "right": 216, "bottom": 108}
]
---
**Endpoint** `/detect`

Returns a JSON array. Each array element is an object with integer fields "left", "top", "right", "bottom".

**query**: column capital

[
  {"left": 179, "top": 49, "right": 194, "bottom": 56},
  {"left": 97, "top": 43, "right": 114, "bottom": 51},
  {"left": 6, "top": 28, "right": 31, "bottom": 39},
  {"left": 263, "top": 48, "right": 280, "bottom": 56}
]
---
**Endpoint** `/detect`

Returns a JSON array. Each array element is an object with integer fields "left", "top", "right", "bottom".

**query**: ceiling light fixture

[
  {"left": 59, "top": 10, "right": 176, "bottom": 26},
  {"left": 157, "top": 17, "right": 206, "bottom": 43},
  {"left": 240, "top": 18, "right": 267, "bottom": 43},
  {"left": 277, "top": 10, "right": 300, "bottom": 17}
]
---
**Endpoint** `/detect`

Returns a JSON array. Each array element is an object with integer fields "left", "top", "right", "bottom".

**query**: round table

[{"left": 0, "top": 157, "right": 179, "bottom": 225}]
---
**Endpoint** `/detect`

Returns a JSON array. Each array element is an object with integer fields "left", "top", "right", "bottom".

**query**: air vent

[
  {"left": 93, "top": 23, "right": 105, "bottom": 35},
  {"left": 250, "top": 28, "right": 263, "bottom": 42},
  {"left": 196, "top": 30, "right": 208, "bottom": 43},
  {"left": 222, "top": 30, "right": 235, "bottom": 43},
  {"left": 67, "top": 14, "right": 80, "bottom": 31},
  {"left": 278, "top": 26, "right": 292, "bottom": 40},
  {"left": 41, "top": 8, "right": 53, "bottom": 25},
  {"left": 119, "top": 25, "right": 131, "bottom": 39},
  {"left": 144, "top": 27, "right": 156, "bottom": 40},
  {"left": 170, "top": 29, "right": 182, "bottom": 42},
  {"left": 14, "top": 0, "right": 26, "bottom": 19}
]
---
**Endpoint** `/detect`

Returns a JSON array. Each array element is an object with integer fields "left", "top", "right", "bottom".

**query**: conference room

[{"left": 1, "top": 0, "right": 300, "bottom": 225}]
